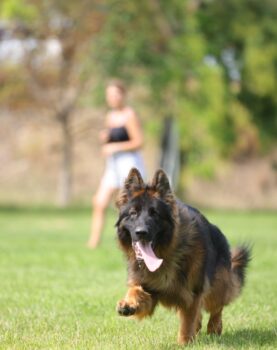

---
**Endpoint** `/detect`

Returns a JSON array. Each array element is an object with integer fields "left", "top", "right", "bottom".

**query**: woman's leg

[{"left": 87, "top": 182, "right": 115, "bottom": 249}]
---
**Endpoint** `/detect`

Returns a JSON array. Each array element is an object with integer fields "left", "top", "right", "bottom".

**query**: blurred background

[{"left": 0, "top": 0, "right": 276, "bottom": 209}]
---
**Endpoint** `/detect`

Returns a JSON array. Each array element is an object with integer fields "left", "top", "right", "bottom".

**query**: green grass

[{"left": 0, "top": 207, "right": 276, "bottom": 349}]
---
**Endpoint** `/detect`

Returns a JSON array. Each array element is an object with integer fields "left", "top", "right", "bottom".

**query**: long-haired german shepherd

[{"left": 115, "top": 168, "right": 251, "bottom": 345}]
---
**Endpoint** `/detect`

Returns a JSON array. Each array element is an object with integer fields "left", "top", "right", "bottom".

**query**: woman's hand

[
  {"left": 101, "top": 143, "right": 119, "bottom": 157},
  {"left": 99, "top": 129, "right": 109, "bottom": 143}
]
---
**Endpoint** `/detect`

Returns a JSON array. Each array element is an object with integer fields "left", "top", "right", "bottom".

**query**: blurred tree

[
  {"left": 1, "top": 0, "right": 276, "bottom": 201},
  {"left": 93, "top": 0, "right": 276, "bottom": 182},
  {"left": 0, "top": 0, "right": 105, "bottom": 206},
  {"left": 93, "top": 0, "right": 229, "bottom": 178},
  {"left": 198, "top": 0, "right": 277, "bottom": 150}
]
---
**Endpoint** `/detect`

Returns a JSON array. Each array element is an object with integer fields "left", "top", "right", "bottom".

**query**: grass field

[{"left": 0, "top": 207, "right": 276, "bottom": 349}]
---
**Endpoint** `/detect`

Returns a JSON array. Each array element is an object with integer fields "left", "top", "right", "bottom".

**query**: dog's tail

[{"left": 231, "top": 245, "right": 252, "bottom": 292}]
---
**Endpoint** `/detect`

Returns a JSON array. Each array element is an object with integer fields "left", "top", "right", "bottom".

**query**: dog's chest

[
  {"left": 142, "top": 266, "right": 193, "bottom": 307},
  {"left": 139, "top": 263, "right": 180, "bottom": 294}
]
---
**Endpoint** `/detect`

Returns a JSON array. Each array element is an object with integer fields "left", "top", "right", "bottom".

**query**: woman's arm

[{"left": 102, "top": 110, "right": 143, "bottom": 155}]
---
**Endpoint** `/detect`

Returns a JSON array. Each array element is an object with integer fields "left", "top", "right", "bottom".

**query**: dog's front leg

[
  {"left": 117, "top": 285, "right": 157, "bottom": 319},
  {"left": 178, "top": 295, "right": 202, "bottom": 345}
]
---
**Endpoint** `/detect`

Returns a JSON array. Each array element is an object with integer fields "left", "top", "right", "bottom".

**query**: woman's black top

[{"left": 107, "top": 126, "right": 129, "bottom": 143}]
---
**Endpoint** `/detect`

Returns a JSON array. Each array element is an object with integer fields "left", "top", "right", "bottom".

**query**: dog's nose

[{"left": 135, "top": 227, "right": 148, "bottom": 237}]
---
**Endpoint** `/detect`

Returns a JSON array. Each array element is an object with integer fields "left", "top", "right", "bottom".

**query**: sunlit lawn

[{"left": 0, "top": 206, "right": 276, "bottom": 349}]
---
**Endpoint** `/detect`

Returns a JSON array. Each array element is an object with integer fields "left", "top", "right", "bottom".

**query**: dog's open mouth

[{"left": 132, "top": 241, "right": 163, "bottom": 272}]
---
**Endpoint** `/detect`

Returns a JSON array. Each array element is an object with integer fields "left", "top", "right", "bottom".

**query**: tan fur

[
  {"left": 178, "top": 295, "right": 202, "bottom": 344},
  {"left": 117, "top": 285, "right": 157, "bottom": 319},
  {"left": 204, "top": 268, "right": 241, "bottom": 313}
]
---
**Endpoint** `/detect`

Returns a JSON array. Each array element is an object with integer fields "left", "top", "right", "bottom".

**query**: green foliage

[
  {"left": 0, "top": 208, "right": 276, "bottom": 349},
  {"left": 198, "top": 0, "right": 277, "bottom": 145},
  {"left": 0, "top": 0, "right": 37, "bottom": 21}
]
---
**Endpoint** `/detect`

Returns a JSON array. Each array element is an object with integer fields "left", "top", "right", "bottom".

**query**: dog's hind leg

[
  {"left": 196, "top": 311, "right": 202, "bottom": 333},
  {"left": 204, "top": 290, "right": 224, "bottom": 335},
  {"left": 207, "top": 307, "right": 223, "bottom": 335},
  {"left": 116, "top": 285, "right": 157, "bottom": 319},
  {"left": 178, "top": 295, "right": 202, "bottom": 345}
]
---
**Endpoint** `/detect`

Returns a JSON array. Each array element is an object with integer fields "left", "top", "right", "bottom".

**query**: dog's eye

[
  {"left": 129, "top": 209, "right": 137, "bottom": 217},
  {"left": 148, "top": 207, "right": 157, "bottom": 216}
]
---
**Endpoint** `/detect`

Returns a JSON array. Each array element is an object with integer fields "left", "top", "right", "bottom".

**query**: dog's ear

[
  {"left": 124, "top": 168, "right": 144, "bottom": 190},
  {"left": 152, "top": 169, "right": 174, "bottom": 204},
  {"left": 116, "top": 168, "right": 144, "bottom": 207}
]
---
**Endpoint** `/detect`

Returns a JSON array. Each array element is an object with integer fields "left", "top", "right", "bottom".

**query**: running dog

[{"left": 115, "top": 168, "right": 251, "bottom": 345}]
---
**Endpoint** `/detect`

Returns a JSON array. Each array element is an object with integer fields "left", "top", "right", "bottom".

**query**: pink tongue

[{"left": 133, "top": 241, "right": 163, "bottom": 272}]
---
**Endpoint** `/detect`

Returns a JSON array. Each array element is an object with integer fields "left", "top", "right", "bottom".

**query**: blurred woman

[{"left": 87, "top": 80, "right": 145, "bottom": 248}]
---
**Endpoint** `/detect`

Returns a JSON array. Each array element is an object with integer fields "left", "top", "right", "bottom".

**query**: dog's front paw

[{"left": 116, "top": 300, "right": 137, "bottom": 316}]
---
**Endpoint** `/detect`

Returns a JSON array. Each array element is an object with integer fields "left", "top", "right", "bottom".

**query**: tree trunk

[{"left": 58, "top": 115, "right": 72, "bottom": 207}]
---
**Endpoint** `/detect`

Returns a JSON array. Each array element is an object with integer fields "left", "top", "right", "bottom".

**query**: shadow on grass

[
  {"left": 211, "top": 328, "right": 276, "bottom": 348},
  {"left": 159, "top": 328, "right": 276, "bottom": 349}
]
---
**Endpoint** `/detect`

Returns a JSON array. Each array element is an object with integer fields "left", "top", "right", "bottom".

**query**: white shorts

[{"left": 101, "top": 151, "right": 145, "bottom": 189}]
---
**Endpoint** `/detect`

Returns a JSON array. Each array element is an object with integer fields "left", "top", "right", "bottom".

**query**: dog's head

[{"left": 116, "top": 168, "right": 176, "bottom": 252}]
